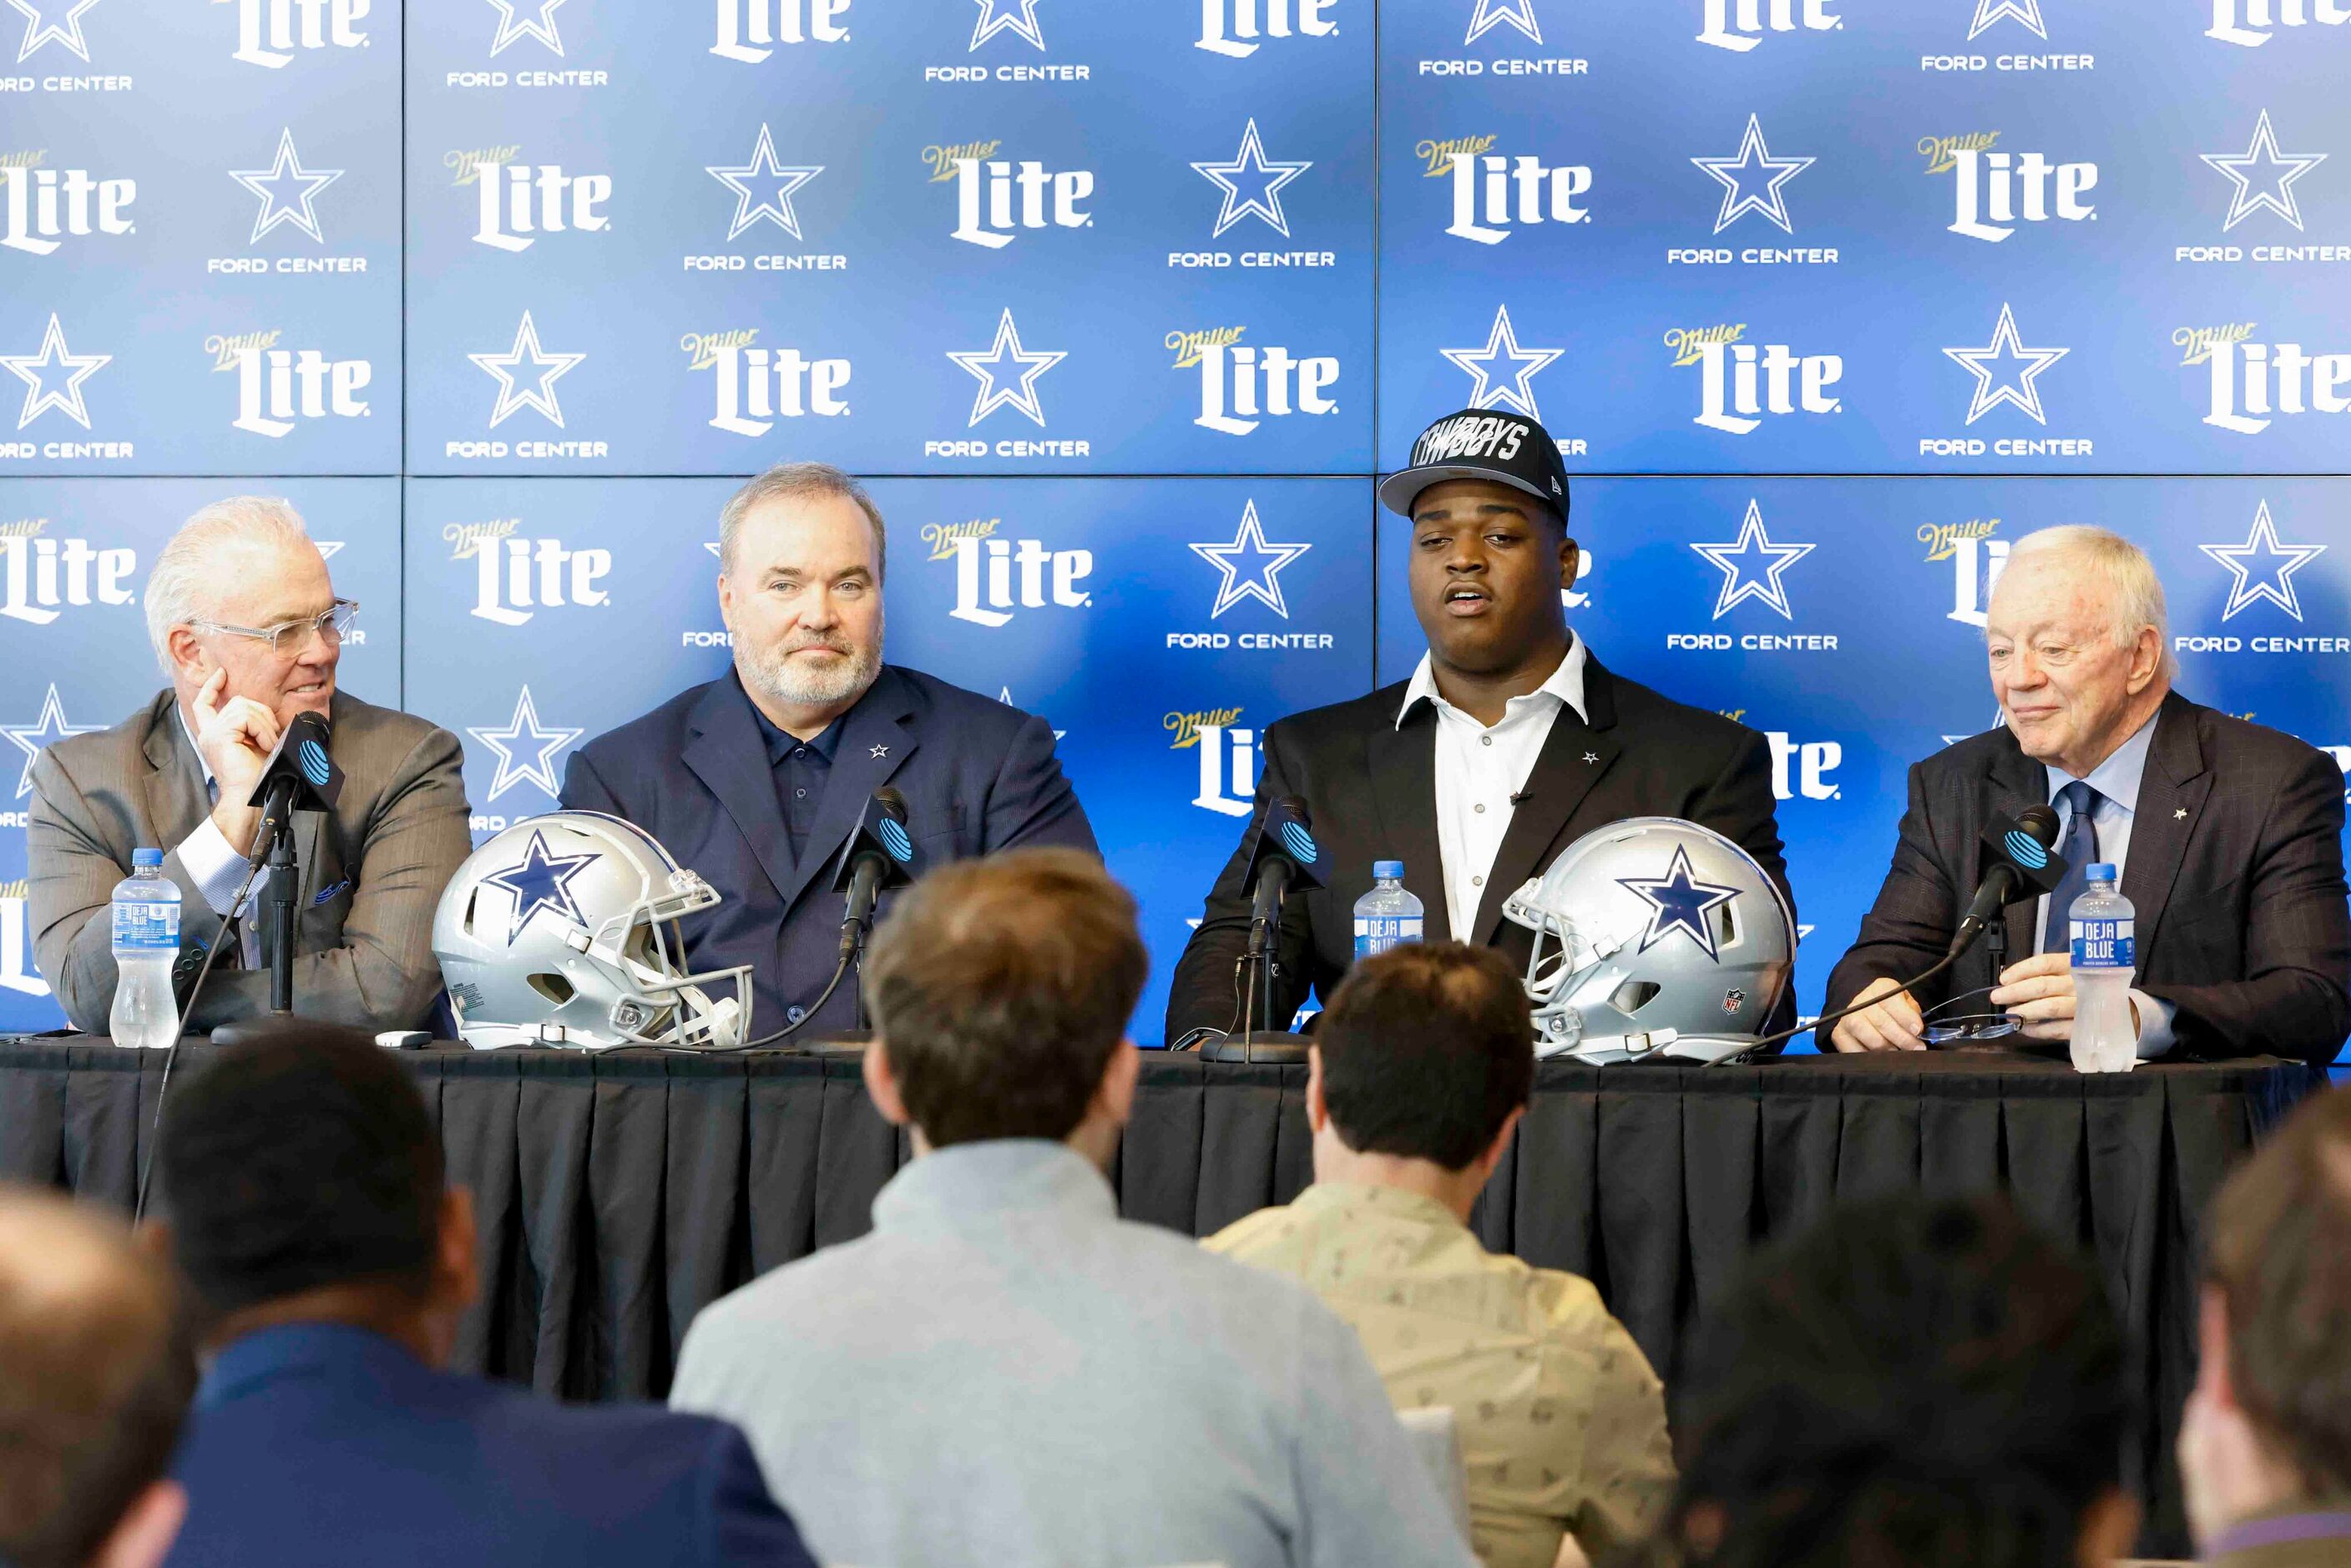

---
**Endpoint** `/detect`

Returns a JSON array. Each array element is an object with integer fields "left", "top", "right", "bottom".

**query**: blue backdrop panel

[
  {"left": 0, "top": 0, "right": 399, "bottom": 473},
  {"left": 402, "top": 0, "right": 1373, "bottom": 476},
  {"left": 402, "top": 474, "right": 1375, "bottom": 1040},
  {"left": 1377, "top": 476, "right": 2351, "bottom": 1027},
  {"left": 0, "top": 477, "right": 402, "bottom": 1029},
  {"left": 1376, "top": 0, "right": 2351, "bottom": 473}
]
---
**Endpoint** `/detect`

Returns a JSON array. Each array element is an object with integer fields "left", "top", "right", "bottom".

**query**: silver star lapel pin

[
  {"left": 2173, "top": 807, "right": 2187, "bottom": 820},
  {"left": 871, "top": 744, "right": 891, "bottom": 759},
  {"left": 1583, "top": 751, "right": 1599, "bottom": 764}
]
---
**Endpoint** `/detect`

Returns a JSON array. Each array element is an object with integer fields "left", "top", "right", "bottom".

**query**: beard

[{"left": 741, "top": 626, "right": 882, "bottom": 711}]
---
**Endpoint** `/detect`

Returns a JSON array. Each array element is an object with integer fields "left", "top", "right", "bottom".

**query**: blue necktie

[{"left": 2040, "top": 780, "right": 2101, "bottom": 956}]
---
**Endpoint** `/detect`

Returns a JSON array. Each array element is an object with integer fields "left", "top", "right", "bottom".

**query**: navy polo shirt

[{"left": 746, "top": 695, "right": 845, "bottom": 869}]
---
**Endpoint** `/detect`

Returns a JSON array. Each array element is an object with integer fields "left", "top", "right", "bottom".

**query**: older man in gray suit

[{"left": 28, "top": 497, "right": 470, "bottom": 1036}]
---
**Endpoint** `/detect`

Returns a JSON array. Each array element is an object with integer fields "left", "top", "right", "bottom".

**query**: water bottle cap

[
  {"left": 131, "top": 847, "right": 164, "bottom": 867},
  {"left": 1373, "top": 860, "right": 1403, "bottom": 879},
  {"left": 2086, "top": 862, "right": 2117, "bottom": 882}
]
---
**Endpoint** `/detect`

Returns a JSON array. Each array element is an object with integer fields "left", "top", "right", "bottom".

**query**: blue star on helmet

[
  {"left": 1691, "top": 114, "right": 1813, "bottom": 235},
  {"left": 482, "top": 830, "right": 599, "bottom": 943},
  {"left": 1617, "top": 846, "right": 1742, "bottom": 961}
]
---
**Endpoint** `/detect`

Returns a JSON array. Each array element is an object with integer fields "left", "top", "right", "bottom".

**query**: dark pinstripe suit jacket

[{"left": 1824, "top": 691, "right": 2351, "bottom": 1069}]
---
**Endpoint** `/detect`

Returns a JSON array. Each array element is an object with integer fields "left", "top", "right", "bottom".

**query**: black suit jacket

[
  {"left": 562, "top": 665, "right": 1097, "bottom": 1037},
  {"left": 1165, "top": 652, "right": 1797, "bottom": 1041},
  {"left": 1824, "top": 692, "right": 2351, "bottom": 1069}
]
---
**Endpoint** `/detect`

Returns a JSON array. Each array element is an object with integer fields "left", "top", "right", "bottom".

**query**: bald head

[{"left": 0, "top": 1187, "right": 193, "bottom": 1568}]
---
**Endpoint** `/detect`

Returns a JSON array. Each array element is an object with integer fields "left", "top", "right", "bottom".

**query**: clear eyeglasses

[
  {"left": 1919, "top": 984, "right": 2024, "bottom": 1045},
  {"left": 187, "top": 599, "right": 359, "bottom": 655}
]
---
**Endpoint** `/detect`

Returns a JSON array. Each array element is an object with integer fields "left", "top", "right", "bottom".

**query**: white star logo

[
  {"left": 468, "top": 686, "right": 582, "bottom": 802},
  {"left": 470, "top": 311, "right": 585, "bottom": 430},
  {"left": 1191, "top": 499, "right": 1312, "bottom": 620},
  {"left": 1690, "top": 499, "right": 1815, "bottom": 620},
  {"left": 1, "top": 314, "right": 109, "bottom": 431},
  {"left": 1191, "top": 119, "right": 1312, "bottom": 240},
  {"left": 8, "top": 0, "right": 95, "bottom": 62},
  {"left": 1968, "top": 0, "right": 2046, "bottom": 40},
  {"left": 968, "top": 0, "right": 1044, "bottom": 50},
  {"left": 946, "top": 308, "right": 1064, "bottom": 428},
  {"left": 2174, "top": 808, "right": 2188, "bottom": 820},
  {"left": 706, "top": 125, "right": 822, "bottom": 242},
  {"left": 487, "top": 0, "right": 564, "bottom": 54},
  {"left": 3, "top": 683, "right": 100, "bottom": 798},
  {"left": 870, "top": 744, "right": 889, "bottom": 759},
  {"left": 2200, "top": 500, "right": 2327, "bottom": 622},
  {"left": 1942, "top": 302, "right": 2068, "bottom": 426},
  {"left": 229, "top": 128, "right": 344, "bottom": 245},
  {"left": 2202, "top": 111, "right": 2327, "bottom": 233},
  {"left": 1465, "top": 0, "right": 1541, "bottom": 45},
  {"left": 1691, "top": 114, "right": 1813, "bottom": 235},
  {"left": 999, "top": 687, "right": 1066, "bottom": 741},
  {"left": 1439, "top": 305, "right": 1562, "bottom": 420}
]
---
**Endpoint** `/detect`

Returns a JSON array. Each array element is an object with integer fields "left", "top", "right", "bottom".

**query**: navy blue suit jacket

[
  {"left": 561, "top": 665, "right": 1098, "bottom": 1036},
  {"left": 165, "top": 1324, "right": 817, "bottom": 1568}
]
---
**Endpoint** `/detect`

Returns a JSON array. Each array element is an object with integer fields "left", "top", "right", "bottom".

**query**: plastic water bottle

[
  {"left": 108, "top": 848, "right": 181, "bottom": 1051},
  {"left": 1353, "top": 861, "right": 1424, "bottom": 960},
  {"left": 2068, "top": 863, "right": 2136, "bottom": 1075}
]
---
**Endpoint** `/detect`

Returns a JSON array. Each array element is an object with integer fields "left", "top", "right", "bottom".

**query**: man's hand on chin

[{"left": 193, "top": 667, "right": 279, "bottom": 857}]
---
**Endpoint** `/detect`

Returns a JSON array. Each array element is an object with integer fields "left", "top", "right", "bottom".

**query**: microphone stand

[{"left": 260, "top": 806, "right": 300, "bottom": 1015}]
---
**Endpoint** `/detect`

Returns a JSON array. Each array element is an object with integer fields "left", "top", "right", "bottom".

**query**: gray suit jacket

[{"left": 28, "top": 688, "right": 471, "bottom": 1035}]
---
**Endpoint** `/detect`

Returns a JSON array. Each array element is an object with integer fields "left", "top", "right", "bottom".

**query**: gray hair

[
  {"left": 716, "top": 463, "right": 887, "bottom": 583},
  {"left": 2000, "top": 524, "right": 2177, "bottom": 682},
  {"left": 144, "top": 495, "right": 313, "bottom": 675}
]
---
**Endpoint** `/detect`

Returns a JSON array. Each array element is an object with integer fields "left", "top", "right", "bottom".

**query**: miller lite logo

[
  {"left": 949, "top": 157, "right": 1093, "bottom": 249},
  {"left": 1197, "top": 0, "right": 1338, "bottom": 58},
  {"left": 1762, "top": 731, "right": 1843, "bottom": 800},
  {"left": 1171, "top": 329, "right": 1338, "bottom": 436},
  {"left": 1434, "top": 145, "right": 1592, "bottom": 244},
  {"left": 685, "top": 331, "right": 851, "bottom": 436},
  {"left": 2188, "top": 331, "right": 2351, "bottom": 433},
  {"left": 448, "top": 524, "right": 611, "bottom": 628},
  {"left": 942, "top": 530, "right": 1094, "bottom": 629},
  {"left": 1696, "top": 0, "right": 1838, "bottom": 52},
  {"left": 1, "top": 166, "right": 134, "bottom": 256},
  {"left": 215, "top": 337, "right": 372, "bottom": 438},
  {"left": 227, "top": 0, "right": 371, "bottom": 67},
  {"left": 711, "top": 0, "right": 849, "bottom": 60},
  {"left": 1171, "top": 709, "right": 1257, "bottom": 817},
  {"left": 0, "top": 529, "right": 138, "bottom": 627},
  {"left": 2207, "top": 0, "right": 2349, "bottom": 47},
  {"left": 1, "top": 879, "right": 47, "bottom": 999},
  {"left": 1939, "top": 527, "right": 2010, "bottom": 628},
  {"left": 1673, "top": 327, "right": 1841, "bottom": 433},
  {"left": 1925, "top": 138, "right": 2096, "bottom": 244},
  {"left": 470, "top": 163, "right": 612, "bottom": 253}
]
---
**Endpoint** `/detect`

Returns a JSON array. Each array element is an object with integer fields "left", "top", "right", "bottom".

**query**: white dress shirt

[
  {"left": 1396, "top": 640, "right": 1589, "bottom": 942},
  {"left": 2037, "top": 712, "right": 2177, "bottom": 1060}
]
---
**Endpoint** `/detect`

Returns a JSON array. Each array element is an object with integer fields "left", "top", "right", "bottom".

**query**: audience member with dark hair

[
  {"left": 671, "top": 848, "right": 1477, "bottom": 1568},
  {"left": 1206, "top": 942, "right": 1673, "bottom": 1568},
  {"left": 154, "top": 1023, "right": 817, "bottom": 1568},
  {"left": 1664, "top": 1191, "right": 2137, "bottom": 1568},
  {"left": 2179, "top": 1085, "right": 2351, "bottom": 1566},
  {"left": 0, "top": 1187, "right": 193, "bottom": 1568}
]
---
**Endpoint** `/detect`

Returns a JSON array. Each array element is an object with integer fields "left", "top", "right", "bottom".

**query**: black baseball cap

[{"left": 1378, "top": 407, "right": 1570, "bottom": 526}]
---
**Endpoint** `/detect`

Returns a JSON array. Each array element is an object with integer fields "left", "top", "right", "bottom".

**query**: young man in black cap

[{"left": 1165, "top": 407, "right": 1794, "bottom": 1043}]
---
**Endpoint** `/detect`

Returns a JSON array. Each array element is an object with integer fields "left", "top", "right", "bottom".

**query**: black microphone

[
  {"left": 241, "top": 711, "right": 342, "bottom": 862},
  {"left": 1242, "top": 797, "right": 1327, "bottom": 961},
  {"left": 1947, "top": 803, "right": 2067, "bottom": 958},
  {"left": 832, "top": 786, "right": 918, "bottom": 959}
]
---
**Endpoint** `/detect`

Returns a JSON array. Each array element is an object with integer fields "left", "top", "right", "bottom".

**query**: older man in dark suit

[
  {"left": 28, "top": 498, "right": 470, "bottom": 1036},
  {"left": 562, "top": 463, "right": 1097, "bottom": 1039},
  {"left": 1826, "top": 525, "right": 2350, "bottom": 1068},
  {"left": 1165, "top": 408, "right": 1794, "bottom": 1044}
]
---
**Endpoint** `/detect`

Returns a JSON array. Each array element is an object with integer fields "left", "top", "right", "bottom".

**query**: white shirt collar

[
  {"left": 1397, "top": 635, "right": 1589, "bottom": 730},
  {"left": 2044, "top": 707, "right": 2160, "bottom": 817}
]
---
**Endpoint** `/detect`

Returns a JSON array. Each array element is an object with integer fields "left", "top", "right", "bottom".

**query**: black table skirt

[{"left": 0, "top": 1037, "right": 2322, "bottom": 1554}]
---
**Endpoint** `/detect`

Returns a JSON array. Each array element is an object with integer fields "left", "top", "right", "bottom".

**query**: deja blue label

[
  {"left": 111, "top": 901, "right": 180, "bottom": 953},
  {"left": 1354, "top": 915, "right": 1424, "bottom": 959},
  {"left": 2070, "top": 918, "right": 2136, "bottom": 970}
]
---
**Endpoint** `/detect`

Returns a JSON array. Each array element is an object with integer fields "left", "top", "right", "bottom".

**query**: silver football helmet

[
  {"left": 1501, "top": 817, "right": 1792, "bottom": 1065},
  {"left": 432, "top": 812, "right": 751, "bottom": 1050}
]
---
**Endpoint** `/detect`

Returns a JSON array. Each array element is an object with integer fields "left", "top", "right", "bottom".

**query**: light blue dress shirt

[{"left": 2039, "top": 712, "right": 2178, "bottom": 1059}]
